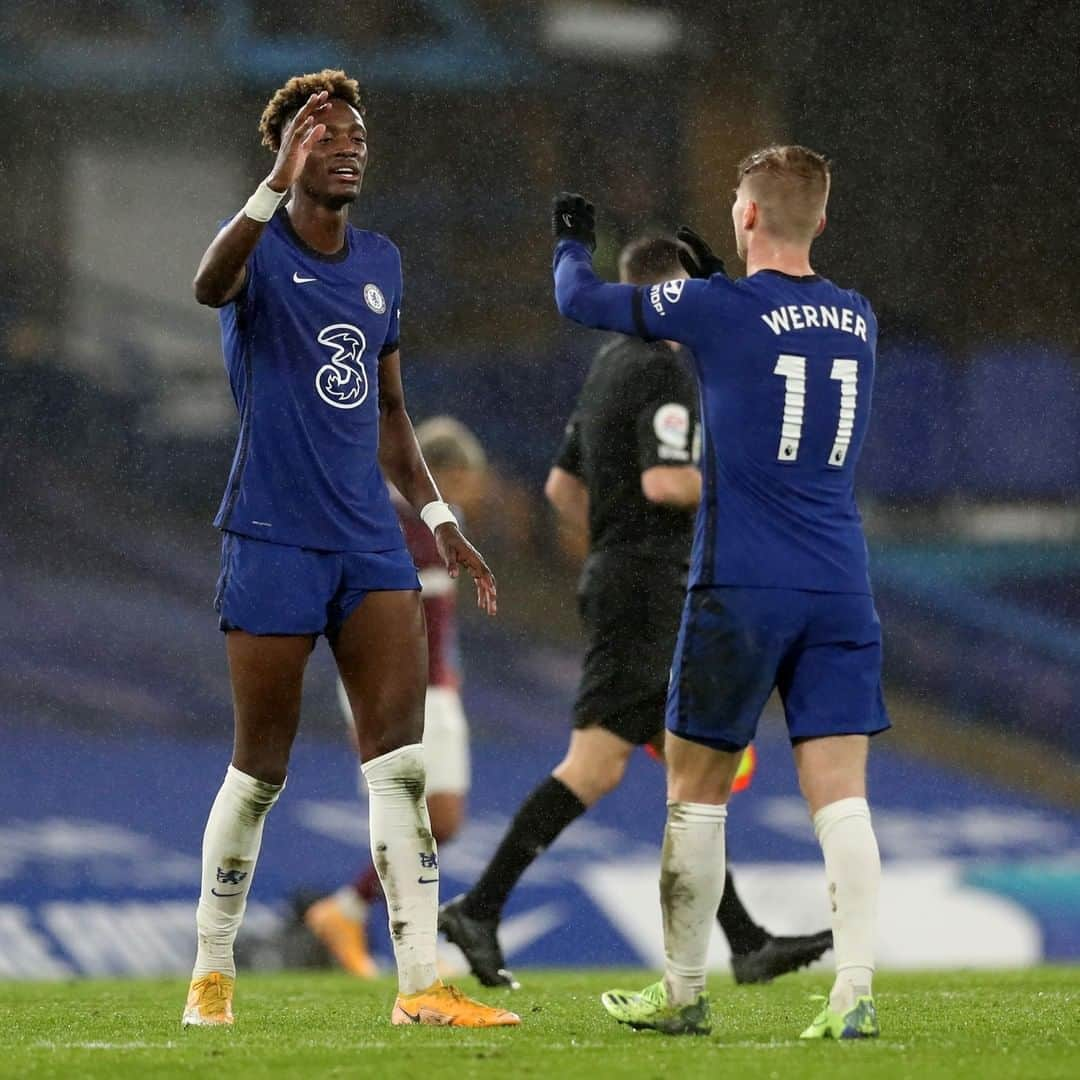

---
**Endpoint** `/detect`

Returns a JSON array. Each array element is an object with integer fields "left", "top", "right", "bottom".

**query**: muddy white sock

[
  {"left": 814, "top": 797, "right": 879, "bottom": 1013},
  {"left": 362, "top": 743, "right": 439, "bottom": 995},
  {"left": 192, "top": 765, "right": 282, "bottom": 980},
  {"left": 660, "top": 800, "right": 727, "bottom": 1006}
]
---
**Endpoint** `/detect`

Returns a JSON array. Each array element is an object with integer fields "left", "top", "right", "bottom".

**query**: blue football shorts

[
  {"left": 665, "top": 585, "right": 891, "bottom": 752},
  {"left": 214, "top": 531, "right": 420, "bottom": 637}
]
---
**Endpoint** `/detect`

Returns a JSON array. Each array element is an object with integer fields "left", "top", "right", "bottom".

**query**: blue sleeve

[
  {"left": 553, "top": 239, "right": 709, "bottom": 348},
  {"left": 553, "top": 239, "right": 640, "bottom": 334},
  {"left": 380, "top": 246, "right": 402, "bottom": 357}
]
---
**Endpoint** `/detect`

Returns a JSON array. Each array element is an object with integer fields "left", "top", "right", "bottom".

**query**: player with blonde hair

[
  {"left": 440, "top": 234, "right": 831, "bottom": 990},
  {"left": 553, "top": 145, "right": 887, "bottom": 1040}
]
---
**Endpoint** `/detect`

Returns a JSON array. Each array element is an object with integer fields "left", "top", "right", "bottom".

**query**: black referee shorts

[{"left": 573, "top": 553, "right": 687, "bottom": 745}]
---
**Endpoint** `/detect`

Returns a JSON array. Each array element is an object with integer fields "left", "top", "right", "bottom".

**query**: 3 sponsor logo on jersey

[
  {"left": 315, "top": 323, "right": 369, "bottom": 409},
  {"left": 363, "top": 283, "right": 387, "bottom": 314}
]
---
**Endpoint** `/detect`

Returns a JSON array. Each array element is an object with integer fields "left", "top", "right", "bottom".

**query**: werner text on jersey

[
  {"left": 553, "top": 238, "right": 877, "bottom": 596},
  {"left": 215, "top": 208, "right": 404, "bottom": 552}
]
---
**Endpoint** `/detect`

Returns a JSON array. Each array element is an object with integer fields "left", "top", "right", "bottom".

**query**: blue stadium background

[{"left": 1, "top": 1, "right": 1078, "bottom": 978}]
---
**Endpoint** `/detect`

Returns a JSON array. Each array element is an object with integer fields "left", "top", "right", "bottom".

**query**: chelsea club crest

[{"left": 363, "top": 283, "right": 386, "bottom": 314}]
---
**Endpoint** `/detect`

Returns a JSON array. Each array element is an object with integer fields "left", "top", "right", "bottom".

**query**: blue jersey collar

[
  {"left": 757, "top": 268, "right": 821, "bottom": 284},
  {"left": 277, "top": 207, "right": 351, "bottom": 263}
]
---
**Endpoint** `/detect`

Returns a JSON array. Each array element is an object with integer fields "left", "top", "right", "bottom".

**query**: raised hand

[
  {"left": 435, "top": 524, "right": 498, "bottom": 617},
  {"left": 552, "top": 192, "right": 597, "bottom": 252},
  {"left": 675, "top": 225, "right": 727, "bottom": 279},
  {"left": 267, "top": 91, "right": 332, "bottom": 193}
]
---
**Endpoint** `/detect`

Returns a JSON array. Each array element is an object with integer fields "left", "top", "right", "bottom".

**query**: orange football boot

[
  {"left": 391, "top": 981, "right": 521, "bottom": 1027},
  {"left": 304, "top": 895, "right": 378, "bottom": 978},
  {"left": 181, "top": 972, "right": 235, "bottom": 1027}
]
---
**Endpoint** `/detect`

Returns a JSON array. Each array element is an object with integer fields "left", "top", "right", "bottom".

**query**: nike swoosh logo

[
  {"left": 417, "top": 876, "right": 439, "bottom": 885},
  {"left": 293, "top": 272, "right": 317, "bottom": 284},
  {"left": 211, "top": 888, "right": 243, "bottom": 897}
]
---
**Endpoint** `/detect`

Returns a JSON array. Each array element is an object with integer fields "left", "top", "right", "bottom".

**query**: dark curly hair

[{"left": 258, "top": 69, "right": 365, "bottom": 153}]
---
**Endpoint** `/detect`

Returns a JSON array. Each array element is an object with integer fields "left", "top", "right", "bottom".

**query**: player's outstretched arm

[
  {"left": 551, "top": 193, "right": 639, "bottom": 335},
  {"left": 193, "top": 91, "right": 331, "bottom": 307},
  {"left": 552, "top": 195, "right": 712, "bottom": 348},
  {"left": 377, "top": 352, "right": 497, "bottom": 616}
]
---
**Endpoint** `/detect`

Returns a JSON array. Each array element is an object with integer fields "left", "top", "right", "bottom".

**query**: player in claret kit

[
  {"left": 439, "top": 235, "right": 831, "bottom": 991},
  {"left": 182, "top": 69, "right": 517, "bottom": 1030},
  {"left": 552, "top": 146, "right": 888, "bottom": 1040},
  {"left": 305, "top": 418, "right": 487, "bottom": 977}
]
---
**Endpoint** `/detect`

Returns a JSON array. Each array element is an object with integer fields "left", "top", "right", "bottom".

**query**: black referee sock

[
  {"left": 716, "top": 868, "right": 770, "bottom": 955},
  {"left": 462, "top": 776, "right": 587, "bottom": 923}
]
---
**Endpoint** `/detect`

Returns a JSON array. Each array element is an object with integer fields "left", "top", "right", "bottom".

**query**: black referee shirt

[{"left": 554, "top": 335, "right": 699, "bottom": 561}]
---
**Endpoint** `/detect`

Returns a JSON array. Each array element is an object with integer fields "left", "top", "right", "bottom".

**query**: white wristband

[
  {"left": 420, "top": 501, "right": 459, "bottom": 535},
  {"left": 243, "top": 179, "right": 287, "bottom": 223}
]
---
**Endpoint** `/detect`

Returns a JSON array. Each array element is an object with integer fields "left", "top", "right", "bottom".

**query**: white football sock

[
  {"left": 813, "top": 796, "right": 880, "bottom": 1013},
  {"left": 362, "top": 743, "right": 439, "bottom": 995},
  {"left": 660, "top": 800, "right": 727, "bottom": 1006},
  {"left": 192, "top": 765, "right": 283, "bottom": 980}
]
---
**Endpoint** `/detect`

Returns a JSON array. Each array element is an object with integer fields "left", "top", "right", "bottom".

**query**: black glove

[
  {"left": 552, "top": 192, "right": 596, "bottom": 252},
  {"left": 676, "top": 225, "right": 726, "bottom": 279}
]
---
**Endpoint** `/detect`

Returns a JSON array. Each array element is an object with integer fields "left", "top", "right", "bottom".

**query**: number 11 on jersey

[{"left": 774, "top": 354, "right": 859, "bottom": 468}]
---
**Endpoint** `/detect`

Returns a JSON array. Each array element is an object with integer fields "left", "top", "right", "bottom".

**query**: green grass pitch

[{"left": 4, "top": 968, "right": 1078, "bottom": 1079}]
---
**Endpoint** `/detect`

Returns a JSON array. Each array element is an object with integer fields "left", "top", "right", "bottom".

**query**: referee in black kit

[{"left": 440, "top": 234, "right": 832, "bottom": 988}]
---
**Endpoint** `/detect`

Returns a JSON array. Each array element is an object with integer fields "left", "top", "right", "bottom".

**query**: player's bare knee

[
  {"left": 593, "top": 755, "right": 629, "bottom": 798},
  {"left": 799, "top": 774, "right": 867, "bottom": 817},
  {"left": 666, "top": 771, "right": 733, "bottom": 805},
  {"left": 427, "top": 794, "right": 464, "bottom": 842},
  {"left": 358, "top": 725, "right": 422, "bottom": 763},
  {"left": 231, "top": 751, "right": 289, "bottom": 787},
  {"left": 555, "top": 733, "right": 631, "bottom": 803},
  {"left": 431, "top": 818, "right": 460, "bottom": 844},
  {"left": 356, "top": 702, "right": 425, "bottom": 761},
  {"left": 793, "top": 735, "right": 868, "bottom": 814},
  {"left": 664, "top": 732, "right": 741, "bottom": 804},
  {"left": 553, "top": 758, "right": 622, "bottom": 805}
]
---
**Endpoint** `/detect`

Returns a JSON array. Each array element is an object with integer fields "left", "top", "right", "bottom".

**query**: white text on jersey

[{"left": 761, "top": 304, "right": 868, "bottom": 342}]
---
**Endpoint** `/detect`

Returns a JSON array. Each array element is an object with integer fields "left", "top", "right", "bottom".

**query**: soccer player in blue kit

[
  {"left": 182, "top": 69, "right": 517, "bottom": 1029},
  {"left": 551, "top": 146, "right": 888, "bottom": 1040}
]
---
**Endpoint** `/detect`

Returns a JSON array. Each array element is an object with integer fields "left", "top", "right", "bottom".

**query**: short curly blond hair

[{"left": 258, "top": 69, "right": 365, "bottom": 152}]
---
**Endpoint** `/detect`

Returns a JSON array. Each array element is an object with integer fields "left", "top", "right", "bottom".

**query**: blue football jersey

[
  {"left": 554, "top": 240, "right": 877, "bottom": 594},
  {"left": 214, "top": 208, "right": 405, "bottom": 552}
]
